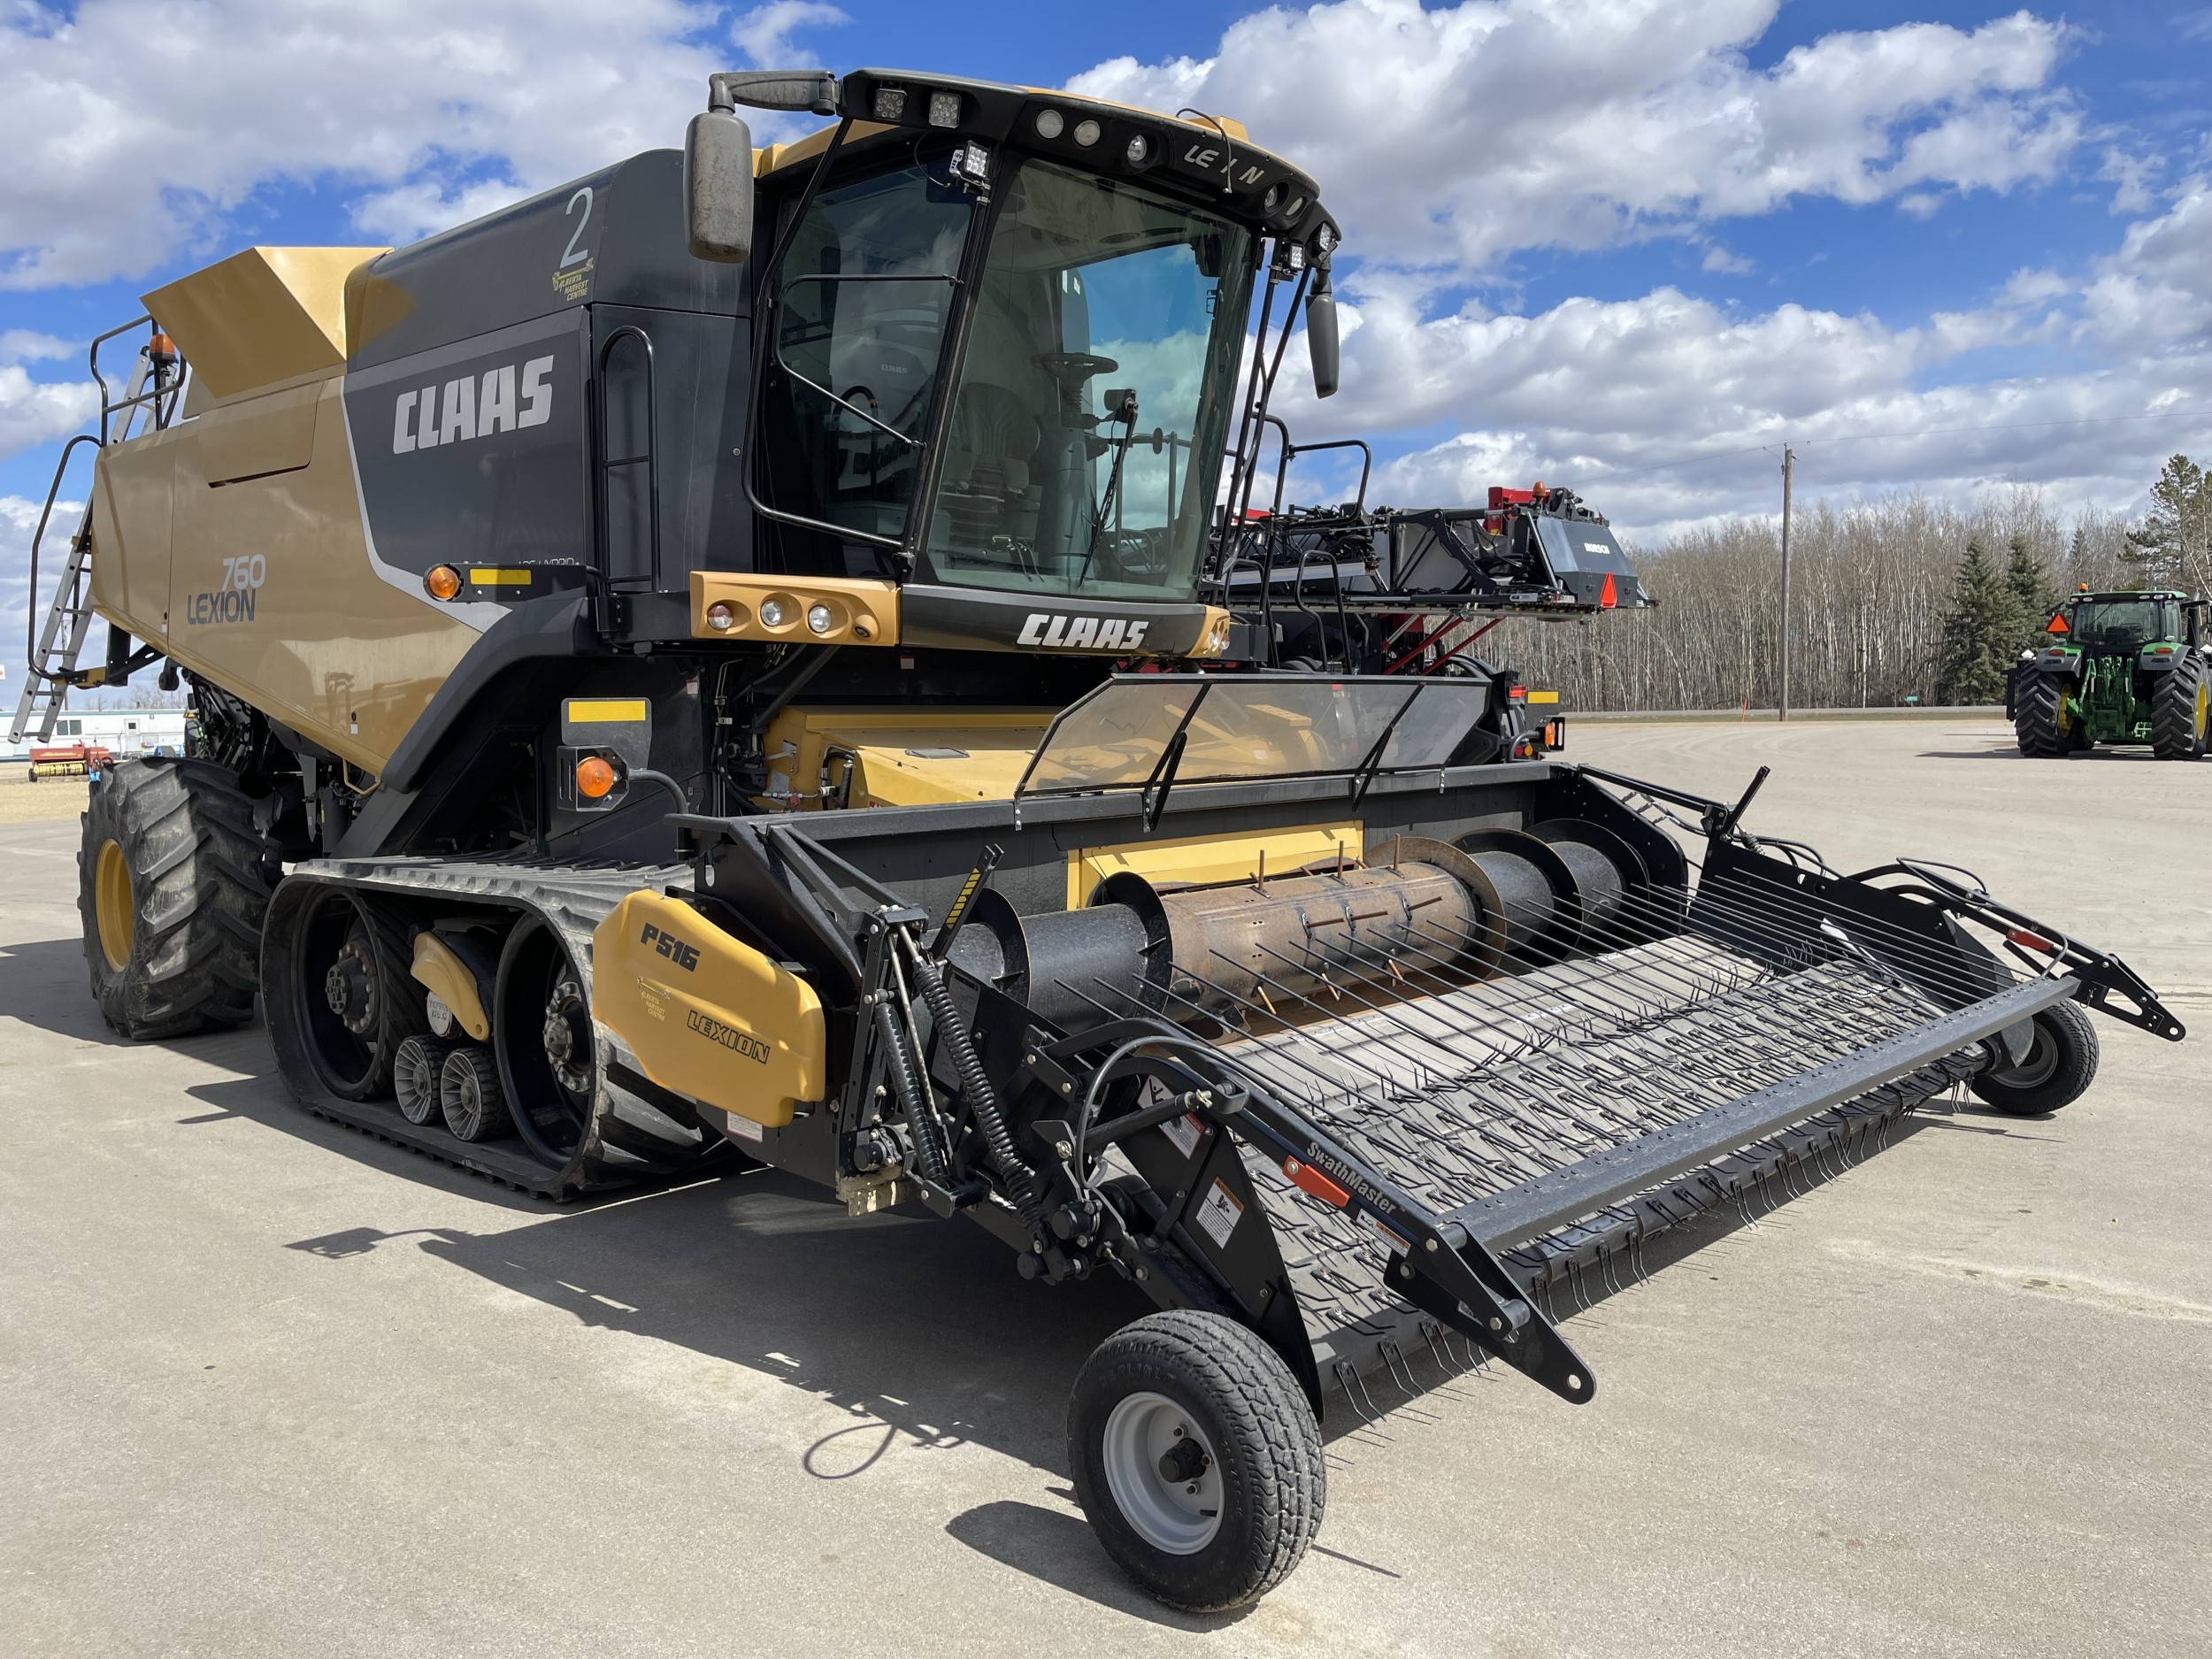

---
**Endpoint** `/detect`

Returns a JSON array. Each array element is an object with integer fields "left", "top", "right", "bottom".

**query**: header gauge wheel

[{"left": 1068, "top": 1310, "right": 1324, "bottom": 1611}]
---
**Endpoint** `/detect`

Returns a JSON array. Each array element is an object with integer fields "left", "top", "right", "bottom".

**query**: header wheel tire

[
  {"left": 1068, "top": 1310, "right": 1323, "bottom": 1611},
  {"left": 1971, "top": 1001, "right": 2099, "bottom": 1115}
]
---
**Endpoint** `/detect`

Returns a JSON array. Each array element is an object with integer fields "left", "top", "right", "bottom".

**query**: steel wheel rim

[
  {"left": 1991, "top": 1023, "right": 2059, "bottom": 1090},
  {"left": 95, "top": 838, "right": 134, "bottom": 972},
  {"left": 1102, "top": 1390, "right": 1223, "bottom": 1555}
]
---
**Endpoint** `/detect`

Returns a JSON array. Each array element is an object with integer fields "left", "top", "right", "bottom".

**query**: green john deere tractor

[{"left": 2009, "top": 590, "right": 2210, "bottom": 760}]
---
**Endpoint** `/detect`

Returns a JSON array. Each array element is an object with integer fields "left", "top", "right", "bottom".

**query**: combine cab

[
  {"left": 2011, "top": 589, "right": 2209, "bottom": 759},
  {"left": 12, "top": 62, "right": 2185, "bottom": 1611}
]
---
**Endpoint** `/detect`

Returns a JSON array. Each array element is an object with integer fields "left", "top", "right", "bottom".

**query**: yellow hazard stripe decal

[
  {"left": 566, "top": 699, "right": 650, "bottom": 723},
  {"left": 469, "top": 568, "right": 533, "bottom": 585}
]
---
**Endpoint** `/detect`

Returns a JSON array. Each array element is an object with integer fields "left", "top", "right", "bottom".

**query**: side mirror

[
  {"left": 1306, "top": 274, "right": 1340, "bottom": 399},
  {"left": 686, "top": 110, "right": 755, "bottom": 264}
]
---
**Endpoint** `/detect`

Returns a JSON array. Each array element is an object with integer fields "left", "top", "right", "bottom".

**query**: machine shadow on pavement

[{"left": 0, "top": 936, "right": 134, "bottom": 1048}]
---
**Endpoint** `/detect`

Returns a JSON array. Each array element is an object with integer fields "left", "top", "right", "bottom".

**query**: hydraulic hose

[{"left": 901, "top": 932, "right": 1046, "bottom": 1235}]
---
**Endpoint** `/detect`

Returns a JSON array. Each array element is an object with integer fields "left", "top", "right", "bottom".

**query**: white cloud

[
  {"left": 0, "top": 0, "right": 733, "bottom": 288},
  {"left": 1699, "top": 245, "right": 1754, "bottom": 275},
  {"left": 0, "top": 493, "right": 83, "bottom": 693},
  {"left": 1260, "top": 269, "right": 2204, "bottom": 540},
  {"left": 1071, "top": 0, "right": 2081, "bottom": 273},
  {"left": 0, "top": 368, "right": 98, "bottom": 463},
  {"left": 731, "top": 2, "right": 850, "bottom": 67},
  {"left": 0, "top": 331, "right": 74, "bottom": 365}
]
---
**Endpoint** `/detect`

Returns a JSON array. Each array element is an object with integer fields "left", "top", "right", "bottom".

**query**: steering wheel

[{"left": 1033, "top": 351, "right": 1119, "bottom": 383}]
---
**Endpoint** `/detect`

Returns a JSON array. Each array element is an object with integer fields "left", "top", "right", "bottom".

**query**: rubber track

[{"left": 272, "top": 854, "right": 714, "bottom": 1199}]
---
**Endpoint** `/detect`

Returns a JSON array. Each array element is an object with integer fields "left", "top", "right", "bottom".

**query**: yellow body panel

[
  {"left": 142, "top": 247, "right": 388, "bottom": 402},
  {"left": 591, "top": 889, "right": 825, "bottom": 1127},
  {"left": 758, "top": 706, "right": 1055, "bottom": 809},
  {"left": 409, "top": 933, "right": 490, "bottom": 1041},
  {"left": 1066, "top": 821, "right": 1364, "bottom": 908},
  {"left": 88, "top": 373, "right": 484, "bottom": 773}
]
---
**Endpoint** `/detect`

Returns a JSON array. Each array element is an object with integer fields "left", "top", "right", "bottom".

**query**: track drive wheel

[
  {"left": 493, "top": 919, "right": 603, "bottom": 1167},
  {"left": 1068, "top": 1310, "right": 1324, "bottom": 1611},
  {"left": 280, "top": 884, "right": 424, "bottom": 1100},
  {"left": 79, "top": 759, "right": 278, "bottom": 1040},
  {"left": 2012, "top": 673, "right": 2074, "bottom": 758},
  {"left": 1970, "top": 1002, "right": 2100, "bottom": 1115},
  {"left": 2150, "top": 655, "right": 2208, "bottom": 760}
]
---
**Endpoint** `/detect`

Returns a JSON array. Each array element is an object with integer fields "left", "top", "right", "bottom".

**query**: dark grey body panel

[
  {"left": 349, "top": 151, "right": 747, "bottom": 371},
  {"left": 340, "top": 150, "right": 757, "bottom": 616},
  {"left": 900, "top": 584, "right": 1217, "bottom": 656}
]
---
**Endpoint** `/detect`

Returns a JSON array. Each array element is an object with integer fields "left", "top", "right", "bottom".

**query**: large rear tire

[
  {"left": 2012, "top": 673, "right": 2073, "bottom": 758},
  {"left": 1970, "top": 1002, "right": 2099, "bottom": 1115},
  {"left": 1068, "top": 1310, "right": 1324, "bottom": 1611},
  {"left": 2150, "top": 656, "right": 2208, "bottom": 760},
  {"left": 79, "top": 759, "right": 279, "bottom": 1040}
]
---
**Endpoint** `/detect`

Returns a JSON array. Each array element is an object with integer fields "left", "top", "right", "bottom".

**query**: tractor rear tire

[
  {"left": 2012, "top": 674, "right": 2073, "bottom": 758},
  {"left": 1970, "top": 1002, "right": 2099, "bottom": 1115},
  {"left": 1068, "top": 1310, "right": 1324, "bottom": 1611},
  {"left": 80, "top": 759, "right": 279, "bottom": 1040},
  {"left": 2150, "top": 656, "right": 2208, "bottom": 760}
]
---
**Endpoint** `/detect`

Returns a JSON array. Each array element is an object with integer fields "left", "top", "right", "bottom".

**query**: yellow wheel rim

[
  {"left": 2196, "top": 680, "right": 2208, "bottom": 740},
  {"left": 95, "top": 838, "right": 134, "bottom": 972}
]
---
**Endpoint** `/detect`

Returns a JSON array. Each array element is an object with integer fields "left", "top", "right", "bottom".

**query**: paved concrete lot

[{"left": 2, "top": 721, "right": 2205, "bottom": 1657}]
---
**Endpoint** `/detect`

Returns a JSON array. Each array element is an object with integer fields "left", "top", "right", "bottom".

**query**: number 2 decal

[{"left": 560, "top": 187, "right": 594, "bottom": 269}]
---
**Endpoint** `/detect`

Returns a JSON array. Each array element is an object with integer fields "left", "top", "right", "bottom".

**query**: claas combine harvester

[{"left": 12, "top": 66, "right": 2184, "bottom": 1609}]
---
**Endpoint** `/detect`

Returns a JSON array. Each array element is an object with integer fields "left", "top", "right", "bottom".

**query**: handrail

[{"left": 595, "top": 324, "right": 661, "bottom": 591}]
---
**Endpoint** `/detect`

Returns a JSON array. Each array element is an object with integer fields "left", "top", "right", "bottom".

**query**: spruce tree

[
  {"left": 2126, "top": 454, "right": 2210, "bottom": 592},
  {"left": 2003, "top": 534, "right": 2058, "bottom": 656},
  {"left": 1934, "top": 540, "right": 2026, "bottom": 704}
]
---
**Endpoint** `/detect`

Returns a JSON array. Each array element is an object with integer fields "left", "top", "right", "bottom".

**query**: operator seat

[{"left": 936, "top": 381, "right": 1043, "bottom": 561}]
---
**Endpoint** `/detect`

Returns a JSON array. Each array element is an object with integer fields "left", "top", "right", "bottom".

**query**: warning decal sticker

[{"left": 1195, "top": 1179, "right": 1244, "bottom": 1248}]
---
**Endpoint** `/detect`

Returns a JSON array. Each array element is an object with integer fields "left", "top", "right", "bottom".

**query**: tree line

[{"left": 1479, "top": 456, "right": 2210, "bottom": 710}]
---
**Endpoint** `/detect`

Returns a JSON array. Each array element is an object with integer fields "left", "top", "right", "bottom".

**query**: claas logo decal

[{"left": 639, "top": 922, "right": 700, "bottom": 971}]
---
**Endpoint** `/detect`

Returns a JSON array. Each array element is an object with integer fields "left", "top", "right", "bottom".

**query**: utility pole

[{"left": 1778, "top": 444, "right": 1794, "bottom": 723}]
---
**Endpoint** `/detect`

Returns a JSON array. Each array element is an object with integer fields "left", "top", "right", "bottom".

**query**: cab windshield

[
  {"left": 924, "top": 161, "right": 1255, "bottom": 601},
  {"left": 2070, "top": 598, "right": 2178, "bottom": 649}
]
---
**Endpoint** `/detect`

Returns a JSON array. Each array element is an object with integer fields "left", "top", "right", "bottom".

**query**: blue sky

[{"left": 7, "top": 0, "right": 2212, "bottom": 650}]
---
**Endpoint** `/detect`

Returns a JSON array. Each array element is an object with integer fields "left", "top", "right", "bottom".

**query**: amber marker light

[
  {"left": 425, "top": 565, "right": 463, "bottom": 601},
  {"left": 575, "top": 756, "right": 619, "bottom": 799}
]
